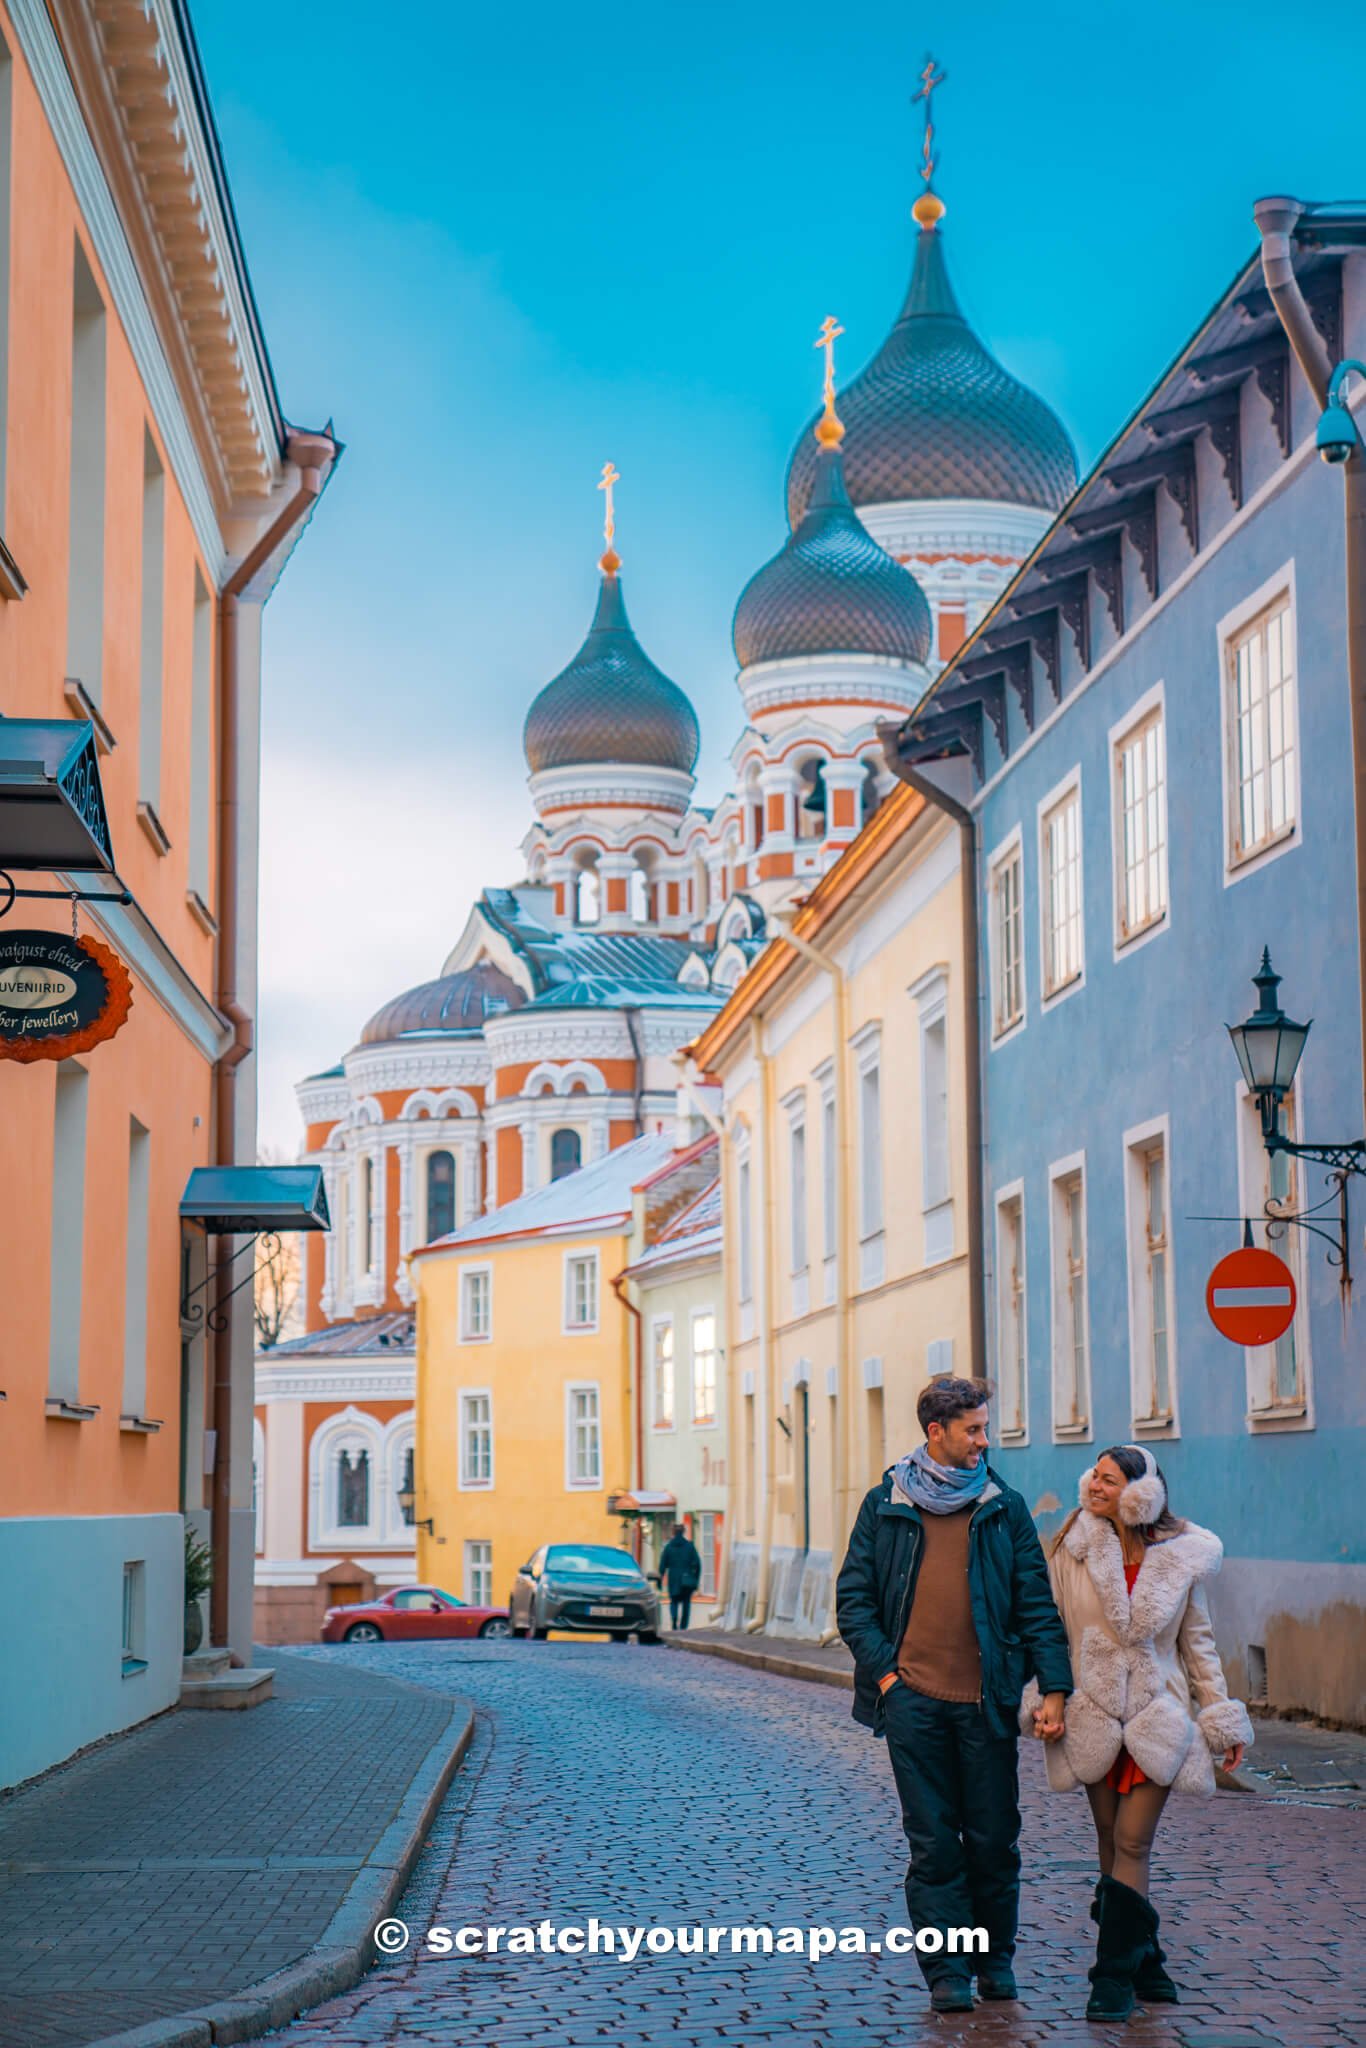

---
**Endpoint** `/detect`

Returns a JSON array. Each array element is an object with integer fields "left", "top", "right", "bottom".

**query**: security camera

[{"left": 1317, "top": 402, "right": 1358, "bottom": 465}]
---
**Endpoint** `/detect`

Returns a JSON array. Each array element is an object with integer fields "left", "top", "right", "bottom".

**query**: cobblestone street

[{"left": 272, "top": 1641, "right": 1364, "bottom": 2048}]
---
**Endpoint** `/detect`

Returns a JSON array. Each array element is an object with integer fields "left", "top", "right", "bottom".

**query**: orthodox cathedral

[{"left": 291, "top": 163, "right": 1077, "bottom": 1337}]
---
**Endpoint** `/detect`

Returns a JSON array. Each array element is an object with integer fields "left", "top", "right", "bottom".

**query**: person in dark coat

[
  {"left": 836, "top": 1376, "right": 1072, "bottom": 2015},
  {"left": 659, "top": 1523, "right": 702, "bottom": 1630}
]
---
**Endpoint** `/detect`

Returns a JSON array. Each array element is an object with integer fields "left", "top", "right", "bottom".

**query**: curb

[
  {"left": 668, "top": 1633, "right": 854, "bottom": 1692},
  {"left": 85, "top": 1705, "right": 475, "bottom": 2048}
]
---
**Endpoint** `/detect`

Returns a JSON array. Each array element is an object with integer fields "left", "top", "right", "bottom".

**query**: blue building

[{"left": 888, "top": 198, "right": 1366, "bottom": 1725}]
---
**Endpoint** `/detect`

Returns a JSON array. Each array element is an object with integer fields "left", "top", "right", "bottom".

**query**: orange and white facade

[{"left": 0, "top": 0, "right": 335, "bottom": 1784}]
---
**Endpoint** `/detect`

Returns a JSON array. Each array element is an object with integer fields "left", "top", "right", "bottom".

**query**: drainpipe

[
  {"left": 878, "top": 751, "right": 988, "bottom": 1380},
  {"left": 209, "top": 428, "right": 338, "bottom": 1651},
  {"left": 745, "top": 1013, "right": 778, "bottom": 1631},
  {"left": 610, "top": 1270, "right": 645, "bottom": 1565},
  {"left": 1254, "top": 197, "right": 1366, "bottom": 1135},
  {"left": 623, "top": 1005, "right": 646, "bottom": 1135},
  {"left": 769, "top": 914, "right": 852, "bottom": 1645}
]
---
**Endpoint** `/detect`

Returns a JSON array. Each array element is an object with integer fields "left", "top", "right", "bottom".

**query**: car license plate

[{"left": 589, "top": 1605, "right": 625, "bottom": 1618}]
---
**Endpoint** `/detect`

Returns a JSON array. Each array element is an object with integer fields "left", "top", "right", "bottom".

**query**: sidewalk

[
  {"left": 669, "top": 1626, "right": 1366, "bottom": 1806},
  {"left": 0, "top": 1649, "right": 472, "bottom": 2048}
]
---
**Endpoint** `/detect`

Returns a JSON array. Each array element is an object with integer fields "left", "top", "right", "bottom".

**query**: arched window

[
  {"left": 360, "top": 1155, "right": 373, "bottom": 1273},
  {"left": 576, "top": 867, "right": 601, "bottom": 925},
  {"left": 337, "top": 1447, "right": 370, "bottom": 1527},
  {"left": 796, "top": 759, "right": 827, "bottom": 840},
  {"left": 426, "top": 1149, "right": 456, "bottom": 1239},
  {"left": 550, "top": 1128, "right": 582, "bottom": 1181}
]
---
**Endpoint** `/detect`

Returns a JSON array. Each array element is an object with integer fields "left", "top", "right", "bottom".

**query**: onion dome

[
  {"left": 786, "top": 205, "right": 1078, "bottom": 525},
  {"left": 360, "top": 961, "right": 526, "bottom": 1046},
  {"left": 733, "top": 437, "right": 932, "bottom": 669}
]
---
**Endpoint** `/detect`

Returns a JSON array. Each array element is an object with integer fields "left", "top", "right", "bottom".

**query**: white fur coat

[{"left": 1021, "top": 1512, "right": 1254, "bottom": 1797}]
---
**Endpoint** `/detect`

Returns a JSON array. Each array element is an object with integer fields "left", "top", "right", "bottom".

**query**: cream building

[{"left": 686, "top": 778, "right": 979, "bottom": 1638}]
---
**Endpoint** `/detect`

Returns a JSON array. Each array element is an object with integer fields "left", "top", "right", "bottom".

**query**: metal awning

[
  {"left": 180, "top": 1164, "right": 330, "bottom": 1234},
  {"left": 0, "top": 719, "right": 115, "bottom": 872},
  {"left": 607, "top": 1490, "right": 678, "bottom": 1514}
]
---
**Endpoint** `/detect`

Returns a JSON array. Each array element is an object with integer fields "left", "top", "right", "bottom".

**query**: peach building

[{"left": 0, "top": 0, "right": 335, "bottom": 1785}]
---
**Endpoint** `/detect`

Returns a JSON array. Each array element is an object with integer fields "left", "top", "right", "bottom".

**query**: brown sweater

[{"left": 897, "top": 1505, "right": 982, "bottom": 1703}]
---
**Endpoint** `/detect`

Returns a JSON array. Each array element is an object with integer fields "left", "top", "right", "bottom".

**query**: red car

[{"left": 320, "top": 1584, "right": 512, "bottom": 1644}]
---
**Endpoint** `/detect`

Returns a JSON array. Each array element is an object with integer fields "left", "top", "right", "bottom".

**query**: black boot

[
  {"left": 1085, "top": 1876, "right": 1154, "bottom": 2021},
  {"left": 1132, "top": 1896, "right": 1179, "bottom": 2004}
]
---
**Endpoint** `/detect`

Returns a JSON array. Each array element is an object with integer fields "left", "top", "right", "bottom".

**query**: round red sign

[{"left": 1205, "top": 1245, "right": 1297, "bottom": 1346}]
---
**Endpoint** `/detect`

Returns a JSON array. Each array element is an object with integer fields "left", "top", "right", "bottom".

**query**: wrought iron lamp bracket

[
  {"left": 181, "top": 1231, "right": 282, "bottom": 1335},
  {"left": 1261, "top": 1168, "right": 1352, "bottom": 1285}
]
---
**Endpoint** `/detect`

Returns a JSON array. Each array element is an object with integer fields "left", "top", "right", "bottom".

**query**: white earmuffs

[{"left": 1077, "top": 1445, "right": 1167, "bottom": 1527}]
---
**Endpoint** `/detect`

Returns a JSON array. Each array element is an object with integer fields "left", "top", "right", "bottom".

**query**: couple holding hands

[{"left": 836, "top": 1376, "right": 1254, "bottom": 2020}]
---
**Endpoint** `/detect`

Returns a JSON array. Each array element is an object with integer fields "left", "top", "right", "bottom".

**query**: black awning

[{"left": 180, "top": 1164, "right": 330, "bottom": 1234}]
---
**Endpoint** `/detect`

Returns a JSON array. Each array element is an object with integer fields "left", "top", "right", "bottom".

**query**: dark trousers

[
  {"left": 669, "top": 1590, "right": 693, "bottom": 1629},
  {"left": 882, "top": 1685, "right": 1021, "bottom": 1985}
]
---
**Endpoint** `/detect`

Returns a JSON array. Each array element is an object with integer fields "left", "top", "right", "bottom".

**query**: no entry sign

[{"left": 1205, "top": 1245, "right": 1297, "bottom": 1346}]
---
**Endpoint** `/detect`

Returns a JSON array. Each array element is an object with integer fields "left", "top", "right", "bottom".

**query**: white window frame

[
  {"left": 993, "top": 1180, "right": 1028, "bottom": 1443},
  {"left": 814, "top": 1058, "right": 837, "bottom": 1306},
  {"left": 735, "top": 1132, "right": 754, "bottom": 1306},
  {"left": 565, "top": 1380, "right": 602, "bottom": 1489},
  {"left": 458, "top": 1387, "right": 494, "bottom": 1491},
  {"left": 1037, "top": 767, "right": 1085, "bottom": 1007},
  {"left": 690, "top": 1308, "right": 719, "bottom": 1428},
  {"left": 650, "top": 1314, "right": 675, "bottom": 1431},
  {"left": 851, "top": 1021, "right": 884, "bottom": 1289},
  {"left": 1123, "top": 1115, "right": 1179, "bottom": 1437},
  {"left": 464, "top": 1538, "right": 493, "bottom": 1607},
  {"left": 563, "top": 1248, "right": 600, "bottom": 1334},
  {"left": 458, "top": 1262, "right": 492, "bottom": 1343},
  {"left": 910, "top": 966, "right": 953, "bottom": 1265},
  {"left": 987, "top": 825, "right": 1026, "bottom": 1044},
  {"left": 1234, "top": 1079, "right": 1314, "bottom": 1432},
  {"left": 782, "top": 1089, "right": 809, "bottom": 1281},
  {"left": 1219, "top": 565, "right": 1301, "bottom": 885},
  {"left": 1109, "top": 682, "right": 1169, "bottom": 957},
  {"left": 1048, "top": 1152, "right": 1092, "bottom": 1440}
]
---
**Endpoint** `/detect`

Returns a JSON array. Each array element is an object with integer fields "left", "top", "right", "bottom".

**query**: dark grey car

[{"left": 509, "top": 1543, "right": 662, "bottom": 1642}]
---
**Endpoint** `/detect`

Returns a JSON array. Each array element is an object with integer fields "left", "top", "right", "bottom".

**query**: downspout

[
  {"left": 623, "top": 1004, "right": 646, "bottom": 1135},
  {"left": 770, "top": 915, "right": 851, "bottom": 1648},
  {"left": 610, "top": 1270, "right": 645, "bottom": 1565},
  {"left": 879, "top": 751, "right": 987, "bottom": 1380},
  {"left": 745, "top": 1012, "right": 778, "bottom": 1631},
  {"left": 1254, "top": 197, "right": 1366, "bottom": 1137},
  {"left": 209, "top": 428, "right": 338, "bottom": 1650}
]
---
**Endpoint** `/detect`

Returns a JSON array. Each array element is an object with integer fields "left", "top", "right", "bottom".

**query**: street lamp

[
  {"left": 1316, "top": 359, "right": 1366, "bottom": 465},
  {"left": 1226, "top": 949, "right": 1313, "bottom": 1144},
  {"left": 396, "top": 1483, "right": 434, "bottom": 1536}
]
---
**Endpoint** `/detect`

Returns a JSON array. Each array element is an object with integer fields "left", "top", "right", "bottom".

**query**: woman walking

[{"left": 1023, "top": 1445, "right": 1254, "bottom": 2020}]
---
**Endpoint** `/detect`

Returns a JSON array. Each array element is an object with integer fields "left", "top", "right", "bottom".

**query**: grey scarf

[{"left": 892, "top": 1442, "right": 990, "bottom": 1515}]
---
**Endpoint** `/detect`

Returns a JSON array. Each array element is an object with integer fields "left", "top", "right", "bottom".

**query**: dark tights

[{"left": 1085, "top": 1778, "right": 1170, "bottom": 1895}]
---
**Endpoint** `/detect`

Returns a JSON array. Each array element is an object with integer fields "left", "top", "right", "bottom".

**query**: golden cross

[
  {"left": 814, "top": 315, "right": 844, "bottom": 413},
  {"left": 912, "top": 53, "right": 947, "bottom": 189},
  {"left": 598, "top": 460, "right": 621, "bottom": 550}
]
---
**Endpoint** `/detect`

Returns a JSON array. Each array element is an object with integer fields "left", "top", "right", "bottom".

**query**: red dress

[{"left": 1105, "top": 1560, "right": 1148, "bottom": 1794}]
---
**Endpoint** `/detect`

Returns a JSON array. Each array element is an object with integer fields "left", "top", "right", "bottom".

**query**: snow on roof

[{"left": 415, "top": 1131, "right": 677, "bottom": 1257}]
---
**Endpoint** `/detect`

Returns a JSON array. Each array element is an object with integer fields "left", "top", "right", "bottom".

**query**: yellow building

[
  {"left": 408, "top": 1130, "right": 716, "bottom": 1607},
  {"left": 685, "top": 778, "right": 980, "bottom": 1640}
]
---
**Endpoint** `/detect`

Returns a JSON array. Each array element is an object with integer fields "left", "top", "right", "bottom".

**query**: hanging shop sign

[{"left": 0, "top": 928, "right": 132, "bottom": 1061}]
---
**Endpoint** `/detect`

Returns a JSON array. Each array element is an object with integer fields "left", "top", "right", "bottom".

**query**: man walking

[
  {"left": 659, "top": 1522, "right": 702, "bottom": 1631},
  {"left": 836, "top": 1377, "right": 1071, "bottom": 2013}
]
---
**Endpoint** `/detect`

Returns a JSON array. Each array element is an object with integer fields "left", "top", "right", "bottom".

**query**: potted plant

[{"left": 184, "top": 1526, "right": 212, "bottom": 1654}]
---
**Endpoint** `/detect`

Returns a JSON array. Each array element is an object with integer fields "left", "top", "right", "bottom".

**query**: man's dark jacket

[
  {"left": 659, "top": 1533, "right": 702, "bottom": 1595},
  {"left": 836, "top": 1466, "right": 1072, "bottom": 1741}
]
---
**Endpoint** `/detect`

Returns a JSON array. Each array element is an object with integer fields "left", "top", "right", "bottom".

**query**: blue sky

[{"left": 190, "top": 0, "right": 1366, "bottom": 1149}]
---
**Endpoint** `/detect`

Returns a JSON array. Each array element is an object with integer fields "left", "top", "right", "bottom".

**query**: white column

[
  {"left": 521, "top": 1119, "right": 539, "bottom": 1193},
  {"left": 264, "top": 1398, "right": 303, "bottom": 1559}
]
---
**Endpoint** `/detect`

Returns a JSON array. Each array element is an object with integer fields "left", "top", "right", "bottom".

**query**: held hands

[
  {"left": 1222, "top": 1743, "right": 1246, "bottom": 1772},
  {"left": 1032, "top": 1692, "right": 1067, "bottom": 1742}
]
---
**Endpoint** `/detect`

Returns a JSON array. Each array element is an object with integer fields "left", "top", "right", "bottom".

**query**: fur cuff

[
  {"left": 1197, "top": 1695, "right": 1255, "bottom": 1754},
  {"left": 1018, "top": 1678, "right": 1042, "bottom": 1738}
]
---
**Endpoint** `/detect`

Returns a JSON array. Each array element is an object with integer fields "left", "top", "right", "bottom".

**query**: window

[
  {"left": 990, "top": 836, "right": 1025, "bottom": 1037},
  {"left": 459, "top": 1391, "right": 493, "bottom": 1488},
  {"left": 854, "top": 1028, "right": 884, "bottom": 1288},
  {"left": 121, "top": 1562, "right": 146, "bottom": 1676},
  {"left": 1041, "top": 780, "right": 1084, "bottom": 998},
  {"left": 426, "top": 1150, "right": 456, "bottom": 1239},
  {"left": 48, "top": 1060, "right": 89, "bottom": 1401},
  {"left": 1113, "top": 700, "right": 1168, "bottom": 945},
  {"left": 820, "top": 1082, "right": 836, "bottom": 1266},
  {"left": 1050, "top": 1162, "right": 1090, "bottom": 1436},
  {"left": 68, "top": 241, "right": 106, "bottom": 703},
  {"left": 360, "top": 1156, "right": 374, "bottom": 1275},
  {"left": 136, "top": 431, "right": 166, "bottom": 823},
  {"left": 737, "top": 1154, "right": 753, "bottom": 1304},
  {"left": 337, "top": 1447, "right": 370, "bottom": 1526},
  {"left": 691, "top": 1311, "right": 718, "bottom": 1426},
  {"left": 465, "top": 1539, "right": 493, "bottom": 1606},
  {"left": 789, "top": 1113, "right": 808, "bottom": 1275},
  {"left": 459, "top": 1265, "right": 491, "bottom": 1341},
  {"left": 921, "top": 1013, "right": 949, "bottom": 1209},
  {"left": 121, "top": 1118, "right": 150, "bottom": 1418},
  {"left": 1226, "top": 590, "right": 1297, "bottom": 868},
  {"left": 995, "top": 1188, "right": 1026, "bottom": 1440},
  {"left": 334, "top": 1169, "right": 351, "bottom": 1299},
  {"left": 0, "top": 33, "right": 12, "bottom": 520},
  {"left": 1238, "top": 1088, "right": 1311, "bottom": 1424},
  {"left": 652, "top": 1319, "right": 675, "bottom": 1429},
  {"left": 564, "top": 1252, "right": 599, "bottom": 1332},
  {"left": 566, "top": 1383, "right": 601, "bottom": 1488},
  {"left": 188, "top": 571, "right": 213, "bottom": 910},
  {"left": 1126, "top": 1125, "right": 1175, "bottom": 1431},
  {"left": 694, "top": 1510, "right": 719, "bottom": 1598},
  {"left": 550, "top": 1127, "right": 582, "bottom": 1181}
]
